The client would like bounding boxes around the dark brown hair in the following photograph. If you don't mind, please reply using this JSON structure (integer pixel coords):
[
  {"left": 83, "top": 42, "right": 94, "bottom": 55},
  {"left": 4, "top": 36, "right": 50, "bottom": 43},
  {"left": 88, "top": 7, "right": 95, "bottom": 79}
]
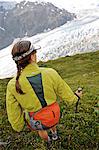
[{"left": 12, "top": 41, "right": 36, "bottom": 94}]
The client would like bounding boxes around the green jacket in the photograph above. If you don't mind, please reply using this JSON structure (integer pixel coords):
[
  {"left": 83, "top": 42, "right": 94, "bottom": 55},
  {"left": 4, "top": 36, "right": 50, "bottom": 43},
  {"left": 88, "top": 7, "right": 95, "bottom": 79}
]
[{"left": 6, "top": 63, "right": 78, "bottom": 132}]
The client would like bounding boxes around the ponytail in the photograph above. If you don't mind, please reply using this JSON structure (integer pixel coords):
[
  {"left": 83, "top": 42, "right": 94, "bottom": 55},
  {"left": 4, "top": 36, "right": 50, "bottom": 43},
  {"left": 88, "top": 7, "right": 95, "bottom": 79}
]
[
  {"left": 15, "top": 54, "right": 32, "bottom": 94},
  {"left": 15, "top": 63, "right": 24, "bottom": 94}
]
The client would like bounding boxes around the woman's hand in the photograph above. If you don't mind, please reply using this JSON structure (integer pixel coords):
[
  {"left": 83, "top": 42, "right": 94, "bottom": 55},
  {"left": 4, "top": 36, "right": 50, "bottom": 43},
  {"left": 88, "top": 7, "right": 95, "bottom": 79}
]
[
  {"left": 75, "top": 87, "right": 83, "bottom": 98},
  {"left": 75, "top": 87, "right": 83, "bottom": 113}
]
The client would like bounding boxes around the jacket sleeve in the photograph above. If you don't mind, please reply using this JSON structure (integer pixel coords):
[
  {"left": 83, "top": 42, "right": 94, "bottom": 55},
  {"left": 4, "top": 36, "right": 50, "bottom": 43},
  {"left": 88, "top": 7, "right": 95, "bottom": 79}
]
[
  {"left": 52, "top": 69, "right": 78, "bottom": 105},
  {"left": 6, "top": 83, "right": 25, "bottom": 132}
]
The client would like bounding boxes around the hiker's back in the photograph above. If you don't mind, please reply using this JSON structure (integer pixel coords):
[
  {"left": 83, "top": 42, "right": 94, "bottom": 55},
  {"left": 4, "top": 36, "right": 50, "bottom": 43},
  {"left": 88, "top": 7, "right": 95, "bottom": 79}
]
[{"left": 7, "top": 65, "right": 58, "bottom": 112}]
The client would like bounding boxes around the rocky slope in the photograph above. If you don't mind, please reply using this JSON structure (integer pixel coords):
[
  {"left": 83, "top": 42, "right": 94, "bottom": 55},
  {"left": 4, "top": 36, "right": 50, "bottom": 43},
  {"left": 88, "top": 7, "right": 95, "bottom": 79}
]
[{"left": 0, "top": 0, "right": 76, "bottom": 49}]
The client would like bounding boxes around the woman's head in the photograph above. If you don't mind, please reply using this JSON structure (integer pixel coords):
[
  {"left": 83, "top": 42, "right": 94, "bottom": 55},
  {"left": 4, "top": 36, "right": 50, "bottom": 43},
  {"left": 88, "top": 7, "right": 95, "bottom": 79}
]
[
  {"left": 12, "top": 40, "right": 31, "bottom": 58},
  {"left": 12, "top": 40, "right": 37, "bottom": 66},
  {"left": 12, "top": 40, "right": 40, "bottom": 94}
]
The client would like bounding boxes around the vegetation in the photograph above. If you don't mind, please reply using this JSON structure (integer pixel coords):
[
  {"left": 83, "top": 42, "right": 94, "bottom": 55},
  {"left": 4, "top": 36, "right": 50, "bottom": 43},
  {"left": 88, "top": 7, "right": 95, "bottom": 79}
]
[{"left": 0, "top": 51, "right": 99, "bottom": 150}]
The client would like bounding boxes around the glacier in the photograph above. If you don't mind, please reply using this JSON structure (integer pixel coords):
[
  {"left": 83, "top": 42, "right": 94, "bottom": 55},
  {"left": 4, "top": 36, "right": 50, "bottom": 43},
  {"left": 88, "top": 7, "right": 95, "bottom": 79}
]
[{"left": 0, "top": 7, "right": 99, "bottom": 79}]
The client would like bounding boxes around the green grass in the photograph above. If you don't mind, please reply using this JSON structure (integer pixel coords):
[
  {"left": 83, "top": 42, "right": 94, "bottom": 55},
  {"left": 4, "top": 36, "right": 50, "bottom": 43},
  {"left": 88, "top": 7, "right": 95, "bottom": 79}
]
[{"left": 0, "top": 51, "right": 99, "bottom": 150}]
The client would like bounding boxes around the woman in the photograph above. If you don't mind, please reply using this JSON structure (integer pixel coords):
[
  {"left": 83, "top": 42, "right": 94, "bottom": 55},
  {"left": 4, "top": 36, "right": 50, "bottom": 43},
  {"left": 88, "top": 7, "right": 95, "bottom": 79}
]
[{"left": 6, "top": 40, "right": 82, "bottom": 146}]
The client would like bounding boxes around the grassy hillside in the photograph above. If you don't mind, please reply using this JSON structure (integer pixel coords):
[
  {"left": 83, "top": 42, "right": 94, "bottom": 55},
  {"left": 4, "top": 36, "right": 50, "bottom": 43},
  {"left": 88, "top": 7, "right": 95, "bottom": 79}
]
[{"left": 0, "top": 51, "right": 99, "bottom": 150}]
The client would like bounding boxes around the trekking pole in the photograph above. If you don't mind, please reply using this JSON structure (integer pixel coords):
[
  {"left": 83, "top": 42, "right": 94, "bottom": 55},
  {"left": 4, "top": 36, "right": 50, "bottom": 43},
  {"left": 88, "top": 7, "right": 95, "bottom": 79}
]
[{"left": 75, "top": 87, "right": 83, "bottom": 113}]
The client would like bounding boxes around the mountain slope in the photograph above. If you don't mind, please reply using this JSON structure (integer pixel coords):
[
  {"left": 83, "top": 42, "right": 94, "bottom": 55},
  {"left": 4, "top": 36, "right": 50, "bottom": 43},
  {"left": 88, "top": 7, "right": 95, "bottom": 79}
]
[
  {"left": 0, "top": 51, "right": 99, "bottom": 150},
  {"left": 0, "top": 1, "right": 75, "bottom": 49},
  {"left": 30, "top": 8, "right": 99, "bottom": 61},
  {"left": 0, "top": 7, "right": 99, "bottom": 79}
]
